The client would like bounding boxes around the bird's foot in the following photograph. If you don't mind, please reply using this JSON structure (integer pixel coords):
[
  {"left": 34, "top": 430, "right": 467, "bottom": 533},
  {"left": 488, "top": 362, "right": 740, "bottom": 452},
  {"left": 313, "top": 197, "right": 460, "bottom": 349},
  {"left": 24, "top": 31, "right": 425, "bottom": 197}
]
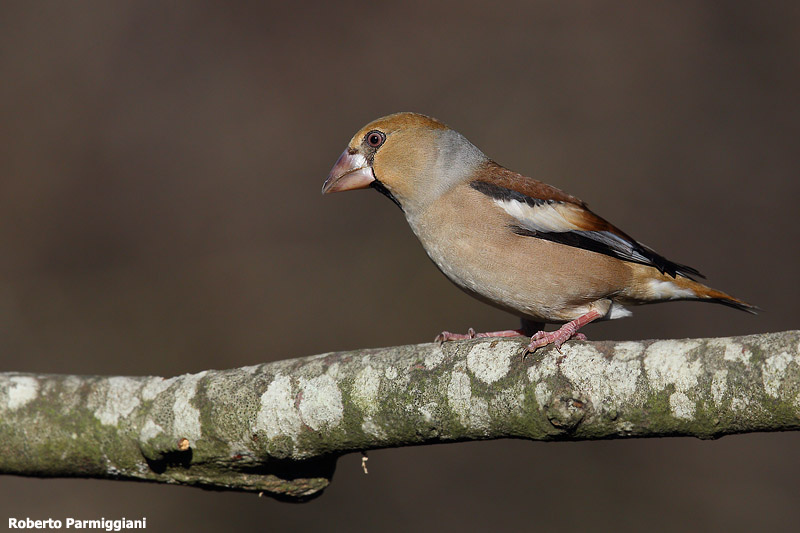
[
  {"left": 522, "top": 329, "right": 579, "bottom": 358},
  {"left": 436, "top": 328, "right": 477, "bottom": 343},
  {"left": 435, "top": 328, "right": 524, "bottom": 344},
  {"left": 521, "top": 310, "right": 602, "bottom": 358}
]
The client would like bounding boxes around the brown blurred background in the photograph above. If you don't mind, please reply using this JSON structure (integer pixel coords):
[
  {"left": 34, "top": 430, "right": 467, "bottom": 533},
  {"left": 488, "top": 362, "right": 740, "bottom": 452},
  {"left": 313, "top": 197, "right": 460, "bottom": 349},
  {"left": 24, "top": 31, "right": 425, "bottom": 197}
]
[{"left": 1, "top": 1, "right": 798, "bottom": 531}]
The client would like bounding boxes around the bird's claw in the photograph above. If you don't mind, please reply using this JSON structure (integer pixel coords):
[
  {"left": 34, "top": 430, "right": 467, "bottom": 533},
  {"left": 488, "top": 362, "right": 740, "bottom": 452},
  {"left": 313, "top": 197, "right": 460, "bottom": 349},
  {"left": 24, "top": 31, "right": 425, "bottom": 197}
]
[
  {"left": 522, "top": 330, "right": 588, "bottom": 358},
  {"left": 435, "top": 328, "right": 476, "bottom": 344}
]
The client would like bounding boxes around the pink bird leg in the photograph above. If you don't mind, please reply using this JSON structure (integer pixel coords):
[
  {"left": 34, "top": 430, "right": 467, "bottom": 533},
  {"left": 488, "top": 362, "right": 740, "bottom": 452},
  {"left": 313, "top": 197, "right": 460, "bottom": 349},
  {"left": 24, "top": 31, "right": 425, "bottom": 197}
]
[
  {"left": 435, "top": 328, "right": 524, "bottom": 342},
  {"left": 522, "top": 309, "right": 602, "bottom": 357},
  {"left": 436, "top": 310, "right": 601, "bottom": 358}
]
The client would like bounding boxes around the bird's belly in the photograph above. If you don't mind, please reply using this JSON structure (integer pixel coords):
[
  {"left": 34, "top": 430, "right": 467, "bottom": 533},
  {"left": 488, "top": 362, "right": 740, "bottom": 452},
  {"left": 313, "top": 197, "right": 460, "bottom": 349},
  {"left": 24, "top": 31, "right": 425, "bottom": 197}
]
[{"left": 409, "top": 210, "right": 630, "bottom": 322}]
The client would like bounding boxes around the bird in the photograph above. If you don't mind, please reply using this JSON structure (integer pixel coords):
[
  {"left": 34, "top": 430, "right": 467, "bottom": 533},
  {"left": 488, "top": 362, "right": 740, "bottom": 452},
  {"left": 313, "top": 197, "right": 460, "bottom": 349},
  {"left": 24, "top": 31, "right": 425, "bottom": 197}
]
[{"left": 322, "top": 112, "right": 756, "bottom": 355}]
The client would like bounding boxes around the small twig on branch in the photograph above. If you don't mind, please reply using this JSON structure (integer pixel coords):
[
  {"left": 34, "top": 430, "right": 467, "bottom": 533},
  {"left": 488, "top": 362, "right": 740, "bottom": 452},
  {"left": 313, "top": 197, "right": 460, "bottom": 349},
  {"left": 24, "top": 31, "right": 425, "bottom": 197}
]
[{"left": 1, "top": 330, "right": 798, "bottom": 501}]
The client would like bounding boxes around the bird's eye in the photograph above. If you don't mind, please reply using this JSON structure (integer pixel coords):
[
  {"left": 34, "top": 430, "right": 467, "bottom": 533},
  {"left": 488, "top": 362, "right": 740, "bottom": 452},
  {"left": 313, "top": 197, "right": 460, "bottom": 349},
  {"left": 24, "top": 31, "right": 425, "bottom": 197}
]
[{"left": 366, "top": 130, "right": 386, "bottom": 148}]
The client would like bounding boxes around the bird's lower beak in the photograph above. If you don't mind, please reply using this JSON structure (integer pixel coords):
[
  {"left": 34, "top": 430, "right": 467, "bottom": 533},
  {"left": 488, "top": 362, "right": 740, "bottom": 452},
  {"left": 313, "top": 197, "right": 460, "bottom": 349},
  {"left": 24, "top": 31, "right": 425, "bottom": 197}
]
[{"left": 321, "top": 150, "right": 375, "bottom": 194}]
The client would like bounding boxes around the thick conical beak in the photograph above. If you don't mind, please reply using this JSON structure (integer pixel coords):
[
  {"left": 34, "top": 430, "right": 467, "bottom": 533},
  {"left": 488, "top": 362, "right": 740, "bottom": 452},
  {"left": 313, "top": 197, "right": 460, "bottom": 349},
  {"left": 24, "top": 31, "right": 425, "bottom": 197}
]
[{"left": 321, "top": 150, "right": 375, "bottom": 194}]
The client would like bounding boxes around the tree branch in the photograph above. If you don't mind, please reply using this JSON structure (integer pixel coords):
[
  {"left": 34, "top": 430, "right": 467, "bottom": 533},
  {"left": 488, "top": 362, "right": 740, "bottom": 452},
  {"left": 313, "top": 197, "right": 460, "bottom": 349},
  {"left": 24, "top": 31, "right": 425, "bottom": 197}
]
[{"left": 1, "top": 331, "right": 798, "bottom": 501}]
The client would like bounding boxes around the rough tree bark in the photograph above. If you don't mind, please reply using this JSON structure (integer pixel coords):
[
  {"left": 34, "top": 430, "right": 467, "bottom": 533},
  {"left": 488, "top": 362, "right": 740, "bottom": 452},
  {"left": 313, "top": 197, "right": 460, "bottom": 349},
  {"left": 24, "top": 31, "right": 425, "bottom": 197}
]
[{"left": 1, "top": 331, "right": 798, "bottom": 501}]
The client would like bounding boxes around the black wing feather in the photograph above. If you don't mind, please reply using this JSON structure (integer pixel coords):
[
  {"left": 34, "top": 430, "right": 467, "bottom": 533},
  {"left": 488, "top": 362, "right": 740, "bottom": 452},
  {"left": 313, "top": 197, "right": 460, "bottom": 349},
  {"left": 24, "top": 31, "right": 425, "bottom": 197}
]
[{"left": 470, "top": 179, "right": 703, "bottom": 280}]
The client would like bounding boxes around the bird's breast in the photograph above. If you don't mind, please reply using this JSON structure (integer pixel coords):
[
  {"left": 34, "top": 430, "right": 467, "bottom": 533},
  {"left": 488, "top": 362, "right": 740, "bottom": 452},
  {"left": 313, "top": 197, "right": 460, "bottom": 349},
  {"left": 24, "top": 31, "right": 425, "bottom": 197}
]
[{"left": 405, "top": 187, "right": 633, "bottom": 322}]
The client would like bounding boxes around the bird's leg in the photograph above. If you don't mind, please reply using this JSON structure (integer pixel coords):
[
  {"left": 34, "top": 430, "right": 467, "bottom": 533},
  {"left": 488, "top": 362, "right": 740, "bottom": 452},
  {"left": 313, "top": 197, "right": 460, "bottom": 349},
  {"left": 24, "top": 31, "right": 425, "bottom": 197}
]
[
  {"left": 522, "top": 309, "right": 602, "bottom": 357},
  {"left": 436, "top": 318, "right": 545, "bottom": 344},
  {"left": 435, "top": 328, "right": 525, "bottom": 343}
]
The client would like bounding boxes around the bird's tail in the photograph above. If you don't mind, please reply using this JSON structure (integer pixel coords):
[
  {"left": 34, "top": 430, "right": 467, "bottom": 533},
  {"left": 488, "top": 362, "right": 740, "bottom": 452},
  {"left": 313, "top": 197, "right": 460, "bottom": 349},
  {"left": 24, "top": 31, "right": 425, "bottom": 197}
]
[
  {"left": 628, "top": 265, "right": 759, "bottom": 314},
  {"left": 674, "top": 276, "right": 759, "bottom": 313}
]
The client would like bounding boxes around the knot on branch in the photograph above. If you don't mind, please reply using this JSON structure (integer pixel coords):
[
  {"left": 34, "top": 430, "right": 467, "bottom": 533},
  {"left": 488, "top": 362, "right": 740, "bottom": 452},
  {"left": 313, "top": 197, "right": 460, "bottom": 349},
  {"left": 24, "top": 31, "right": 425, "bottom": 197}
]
[{"left": 544, "top": 390, "right": 589, "bottom": 432}]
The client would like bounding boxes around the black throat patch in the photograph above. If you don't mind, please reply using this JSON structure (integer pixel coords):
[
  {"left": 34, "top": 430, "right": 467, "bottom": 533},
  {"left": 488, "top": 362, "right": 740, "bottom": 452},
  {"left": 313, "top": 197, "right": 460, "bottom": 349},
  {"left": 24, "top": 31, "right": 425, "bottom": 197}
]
[{"left": 370, "top": 179, "right": 402, "bottom": 211}]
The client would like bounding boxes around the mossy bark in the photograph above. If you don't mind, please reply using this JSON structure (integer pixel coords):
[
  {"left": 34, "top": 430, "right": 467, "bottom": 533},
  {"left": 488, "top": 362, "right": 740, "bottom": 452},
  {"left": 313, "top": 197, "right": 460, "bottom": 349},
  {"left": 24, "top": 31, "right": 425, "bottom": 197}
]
[{"left": 1, "top": 331, "right": 798, "bottom": 501}]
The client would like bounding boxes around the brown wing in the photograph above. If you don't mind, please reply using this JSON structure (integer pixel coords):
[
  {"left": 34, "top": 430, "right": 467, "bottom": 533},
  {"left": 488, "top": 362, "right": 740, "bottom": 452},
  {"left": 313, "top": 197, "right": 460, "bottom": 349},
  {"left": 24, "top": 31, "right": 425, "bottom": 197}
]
[{"left": 470, "top": 163, "right": 703, "bottom": 279}]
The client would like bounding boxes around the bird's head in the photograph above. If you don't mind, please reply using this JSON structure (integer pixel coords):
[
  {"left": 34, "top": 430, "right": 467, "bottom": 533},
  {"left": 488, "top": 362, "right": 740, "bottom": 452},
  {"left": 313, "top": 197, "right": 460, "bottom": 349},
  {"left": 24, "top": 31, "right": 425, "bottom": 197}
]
[{"left": 322, "top": 112, "right": 486, "bottom": 212}]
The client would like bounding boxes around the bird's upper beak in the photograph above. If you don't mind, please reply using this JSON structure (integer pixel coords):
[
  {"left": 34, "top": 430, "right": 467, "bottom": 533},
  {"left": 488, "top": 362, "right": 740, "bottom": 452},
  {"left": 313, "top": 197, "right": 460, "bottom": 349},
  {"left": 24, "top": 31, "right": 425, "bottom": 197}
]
[{"left": 321, "top": 150, "right": 375, "bottom": 194}]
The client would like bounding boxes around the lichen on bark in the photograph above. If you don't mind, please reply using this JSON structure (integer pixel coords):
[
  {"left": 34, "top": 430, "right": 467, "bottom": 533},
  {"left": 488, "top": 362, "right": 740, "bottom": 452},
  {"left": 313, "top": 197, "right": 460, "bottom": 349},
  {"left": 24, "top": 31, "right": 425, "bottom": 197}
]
[{"left": 1, "top": 330, "right": 798, "bottom": 501}]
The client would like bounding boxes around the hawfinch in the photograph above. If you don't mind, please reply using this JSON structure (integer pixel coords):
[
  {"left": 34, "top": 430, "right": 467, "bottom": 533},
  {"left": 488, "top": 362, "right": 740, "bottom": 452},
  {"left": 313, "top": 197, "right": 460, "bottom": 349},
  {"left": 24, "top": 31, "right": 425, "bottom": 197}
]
[{"left": 322, "top": 112, "right": 756, "bottom": 354}]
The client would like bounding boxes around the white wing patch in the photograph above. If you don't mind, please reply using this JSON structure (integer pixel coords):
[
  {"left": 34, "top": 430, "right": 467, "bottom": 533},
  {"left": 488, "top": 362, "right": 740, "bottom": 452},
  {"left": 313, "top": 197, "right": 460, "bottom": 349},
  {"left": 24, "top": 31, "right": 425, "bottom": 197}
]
[
  {"left": 493, "top": 198, "right": 577, "bottom": 233},
  {"left": 494, "top": 198, "right": 652, "bottom": 264}
]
